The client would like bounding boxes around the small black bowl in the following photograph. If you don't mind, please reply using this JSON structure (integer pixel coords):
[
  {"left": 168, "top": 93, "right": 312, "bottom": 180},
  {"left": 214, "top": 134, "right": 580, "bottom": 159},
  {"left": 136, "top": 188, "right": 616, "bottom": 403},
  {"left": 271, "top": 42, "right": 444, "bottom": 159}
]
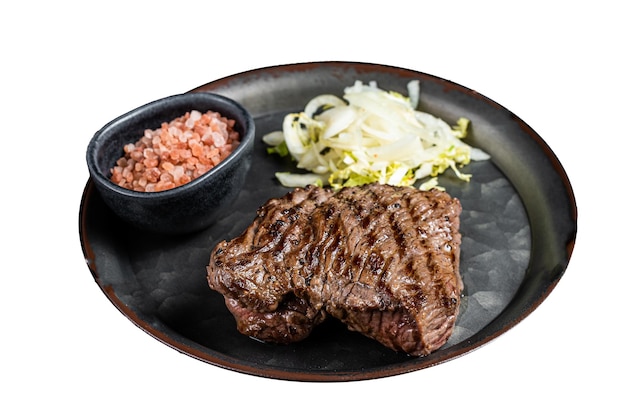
[{"left": 86, "top": 92, "right": 255, "bottom": 235}]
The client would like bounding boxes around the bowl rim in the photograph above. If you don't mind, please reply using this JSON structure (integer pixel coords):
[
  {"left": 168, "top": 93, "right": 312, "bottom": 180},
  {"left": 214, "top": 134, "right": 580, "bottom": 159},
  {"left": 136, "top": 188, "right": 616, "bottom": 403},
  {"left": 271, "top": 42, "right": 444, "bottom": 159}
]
[{"left": 86, "top": 91, "right": 255, "bottom": 199}]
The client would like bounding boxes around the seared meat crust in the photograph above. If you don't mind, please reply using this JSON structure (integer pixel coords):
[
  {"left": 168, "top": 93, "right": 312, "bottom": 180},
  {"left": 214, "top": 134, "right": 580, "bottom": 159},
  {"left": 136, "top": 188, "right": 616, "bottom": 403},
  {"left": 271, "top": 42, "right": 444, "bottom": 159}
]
[{"left": 207, "top": 183, "right": 462, "bottom": 356}]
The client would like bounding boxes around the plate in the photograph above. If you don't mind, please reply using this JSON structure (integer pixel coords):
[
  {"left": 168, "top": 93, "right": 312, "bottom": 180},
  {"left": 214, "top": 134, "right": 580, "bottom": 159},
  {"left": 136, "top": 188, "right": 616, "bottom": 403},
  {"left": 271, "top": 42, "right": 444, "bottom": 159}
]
[{"left": 79, "top": 61, "right": 577, "bottom": 381}]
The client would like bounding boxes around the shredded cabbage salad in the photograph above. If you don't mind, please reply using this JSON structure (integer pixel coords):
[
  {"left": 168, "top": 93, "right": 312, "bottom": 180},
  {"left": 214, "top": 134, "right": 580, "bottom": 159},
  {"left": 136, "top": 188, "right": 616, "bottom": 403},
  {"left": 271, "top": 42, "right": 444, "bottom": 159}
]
[{"left": 263, "top": 80, "right": 490, "bottom": 190}]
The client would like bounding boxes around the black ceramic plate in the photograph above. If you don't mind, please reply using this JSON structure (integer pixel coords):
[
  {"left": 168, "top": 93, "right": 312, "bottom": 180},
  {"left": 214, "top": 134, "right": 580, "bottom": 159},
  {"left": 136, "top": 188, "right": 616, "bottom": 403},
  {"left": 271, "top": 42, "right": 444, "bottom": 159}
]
[{"left": 80, "top": 62, "right": 577, "bottom": 382}]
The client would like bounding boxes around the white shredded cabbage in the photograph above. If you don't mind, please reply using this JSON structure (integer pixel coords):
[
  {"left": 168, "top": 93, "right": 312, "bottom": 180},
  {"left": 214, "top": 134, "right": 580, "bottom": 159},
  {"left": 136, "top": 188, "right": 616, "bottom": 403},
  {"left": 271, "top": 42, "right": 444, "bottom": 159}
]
[{"left": 263, "top": 80, "right": 490, "bottom": 190}]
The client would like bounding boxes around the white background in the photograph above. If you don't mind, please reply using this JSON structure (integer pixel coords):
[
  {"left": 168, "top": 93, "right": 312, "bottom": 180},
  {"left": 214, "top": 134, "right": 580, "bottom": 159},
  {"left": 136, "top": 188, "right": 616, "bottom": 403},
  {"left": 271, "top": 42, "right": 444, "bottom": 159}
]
[{"left": 2, "top": 1, "right": 622, "bottom": 415}]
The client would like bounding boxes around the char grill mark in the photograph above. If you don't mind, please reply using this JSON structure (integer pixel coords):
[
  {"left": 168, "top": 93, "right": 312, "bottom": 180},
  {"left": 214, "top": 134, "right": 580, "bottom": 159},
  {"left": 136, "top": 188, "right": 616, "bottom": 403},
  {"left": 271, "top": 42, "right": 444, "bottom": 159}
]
[{"left": 207, "top": 183, "right": 463, "bottom": 356}]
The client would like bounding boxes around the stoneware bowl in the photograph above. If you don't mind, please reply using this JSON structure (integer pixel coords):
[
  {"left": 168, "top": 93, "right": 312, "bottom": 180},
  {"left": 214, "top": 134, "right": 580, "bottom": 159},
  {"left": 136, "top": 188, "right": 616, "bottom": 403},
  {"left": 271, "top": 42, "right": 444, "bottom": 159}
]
[{"left": 86, "top": 92, "right": 255, "bottom": 235}]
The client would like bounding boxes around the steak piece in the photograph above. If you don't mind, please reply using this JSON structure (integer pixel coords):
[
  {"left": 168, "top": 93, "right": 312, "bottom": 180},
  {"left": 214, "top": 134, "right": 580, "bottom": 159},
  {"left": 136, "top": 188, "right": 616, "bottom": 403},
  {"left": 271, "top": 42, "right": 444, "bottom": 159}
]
[{"left": 207, "top": 183, "right": 463, "bottom": 356}]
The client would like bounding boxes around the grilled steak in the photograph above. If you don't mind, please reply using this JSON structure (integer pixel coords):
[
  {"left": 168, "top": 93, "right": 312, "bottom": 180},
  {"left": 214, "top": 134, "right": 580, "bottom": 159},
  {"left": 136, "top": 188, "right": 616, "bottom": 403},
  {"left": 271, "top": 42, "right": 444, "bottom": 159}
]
[{"left": 207, "top": 183, "right": 463, "bottom": 356}]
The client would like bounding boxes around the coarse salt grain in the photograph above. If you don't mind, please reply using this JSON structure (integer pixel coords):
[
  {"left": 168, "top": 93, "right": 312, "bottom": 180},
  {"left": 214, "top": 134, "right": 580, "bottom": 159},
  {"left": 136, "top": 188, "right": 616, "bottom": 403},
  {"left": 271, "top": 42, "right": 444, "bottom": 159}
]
[{"left": 110, "top": 110, "right": 240, "bottom": 192}]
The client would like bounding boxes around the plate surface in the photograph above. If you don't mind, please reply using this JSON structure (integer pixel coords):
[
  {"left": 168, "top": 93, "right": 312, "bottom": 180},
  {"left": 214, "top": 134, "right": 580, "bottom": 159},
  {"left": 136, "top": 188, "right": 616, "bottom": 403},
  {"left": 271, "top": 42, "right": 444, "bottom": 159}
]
[{"left": 80, "top": 61, "right": 577, "bottom": 381}]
